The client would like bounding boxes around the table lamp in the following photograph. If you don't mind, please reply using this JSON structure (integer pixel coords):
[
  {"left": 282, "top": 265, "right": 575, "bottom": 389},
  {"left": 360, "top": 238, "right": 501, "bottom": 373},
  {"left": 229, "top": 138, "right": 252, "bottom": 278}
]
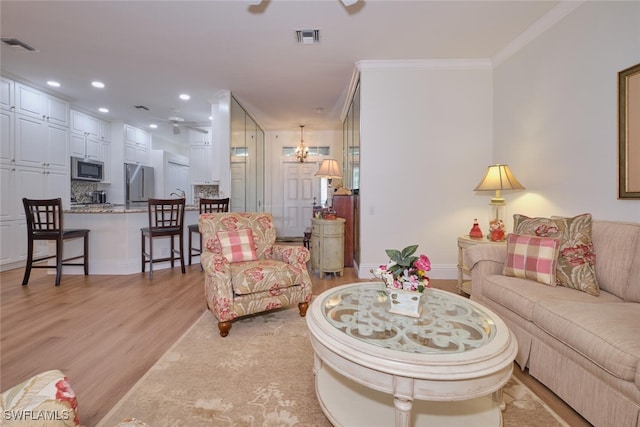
[
  {"left": 474, "top": 164, "right": 525, "bottom": 239},
  {"left": 315, "top": 159, "right": 342, "bottom": 208}
]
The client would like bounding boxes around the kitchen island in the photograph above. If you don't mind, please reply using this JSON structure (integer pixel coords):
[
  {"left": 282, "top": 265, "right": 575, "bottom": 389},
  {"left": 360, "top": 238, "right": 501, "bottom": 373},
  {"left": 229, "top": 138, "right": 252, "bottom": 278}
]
[{"left": 63, "top": 204, "right": 200, "bottom": 275}]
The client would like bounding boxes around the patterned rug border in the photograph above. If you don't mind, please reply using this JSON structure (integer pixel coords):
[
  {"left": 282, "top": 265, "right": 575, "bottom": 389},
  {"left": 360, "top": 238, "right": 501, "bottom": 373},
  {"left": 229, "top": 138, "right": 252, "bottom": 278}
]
[{"left": 98, "top": 308, "right": 569, "bottom": 427}]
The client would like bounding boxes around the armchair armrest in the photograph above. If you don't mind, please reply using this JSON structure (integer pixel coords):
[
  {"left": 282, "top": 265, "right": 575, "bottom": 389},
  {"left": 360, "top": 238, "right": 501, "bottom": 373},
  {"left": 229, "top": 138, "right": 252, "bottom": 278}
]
[
  {"left": 464, "top": 244, "right": 507, "bottom": 302},
  {"left": 270, "top": 244, "right": 310, "bottom": 266},
  {"left": 201, "top": 251, "right": 236, "bottom": 321}
]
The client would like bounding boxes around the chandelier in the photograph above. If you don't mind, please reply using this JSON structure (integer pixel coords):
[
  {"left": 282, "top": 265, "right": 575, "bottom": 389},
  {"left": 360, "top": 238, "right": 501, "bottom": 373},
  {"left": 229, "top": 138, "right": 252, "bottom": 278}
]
[{"left": 295, "top": 125, "right": 309, "bottom": 163}]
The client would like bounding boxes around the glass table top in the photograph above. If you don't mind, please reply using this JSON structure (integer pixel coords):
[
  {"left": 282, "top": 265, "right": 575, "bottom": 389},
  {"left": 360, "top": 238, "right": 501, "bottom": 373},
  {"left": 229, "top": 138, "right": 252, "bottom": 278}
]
[{"left": 321, "top": 283, "right": 497, "bottom": 355}]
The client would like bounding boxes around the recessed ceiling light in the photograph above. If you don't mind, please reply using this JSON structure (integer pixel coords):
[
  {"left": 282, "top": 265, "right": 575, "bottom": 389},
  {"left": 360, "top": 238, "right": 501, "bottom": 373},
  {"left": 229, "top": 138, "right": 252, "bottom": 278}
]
[
  {"left": 92, "top": 81, "right": 105, "bottom": 89},
  {"left": 46, "top": 81, "right": 61, "bottom": 88},
  {"left": 98, "top": 107, "right": 109, "bottom": 113},
  {"left": 149, "top": 124, "right": 158, "bottom": 129},
  {"left": 208, "top": 116, "right": 212, "bottom": 120},
  {"left": 179, "top": 94, "right": 191, "bottom": 101}
]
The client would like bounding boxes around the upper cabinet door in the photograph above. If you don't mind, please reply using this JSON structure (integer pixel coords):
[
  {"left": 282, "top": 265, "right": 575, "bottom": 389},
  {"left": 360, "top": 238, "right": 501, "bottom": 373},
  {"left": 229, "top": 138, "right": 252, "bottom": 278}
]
[
  {"left": 15, "top": 83, "right": 69, "bottom": 127},
  {"left": 15, "top": 83, "right": 44, "bottom": 119},
  {"left": 1, "top": 77, "right": 14, "bottom": 111},
  {"left": 46, "top": 96, "right": 69, "bottom": 127}
]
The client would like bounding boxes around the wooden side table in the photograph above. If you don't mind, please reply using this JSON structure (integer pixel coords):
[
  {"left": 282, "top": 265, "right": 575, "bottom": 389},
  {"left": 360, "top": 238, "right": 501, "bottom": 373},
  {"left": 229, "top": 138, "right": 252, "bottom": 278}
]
[
  {"left": 311, "top": 218, "right": 345, "bottom": 278},
  {"left": 457, "top": 235, "right": 506, "bottom": 296}
]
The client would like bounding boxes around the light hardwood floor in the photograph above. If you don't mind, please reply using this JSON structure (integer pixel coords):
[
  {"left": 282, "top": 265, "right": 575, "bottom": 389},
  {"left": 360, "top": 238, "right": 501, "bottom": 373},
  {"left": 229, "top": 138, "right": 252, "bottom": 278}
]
[{"left": 1, "top": 264, "right": 591, "bottom": 426}]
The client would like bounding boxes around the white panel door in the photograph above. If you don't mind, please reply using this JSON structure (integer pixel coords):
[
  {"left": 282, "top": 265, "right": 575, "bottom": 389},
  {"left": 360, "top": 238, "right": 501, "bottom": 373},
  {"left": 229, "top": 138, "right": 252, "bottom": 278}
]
[{"left": 282, "top": 162, "right": 318, "bottom": 238}]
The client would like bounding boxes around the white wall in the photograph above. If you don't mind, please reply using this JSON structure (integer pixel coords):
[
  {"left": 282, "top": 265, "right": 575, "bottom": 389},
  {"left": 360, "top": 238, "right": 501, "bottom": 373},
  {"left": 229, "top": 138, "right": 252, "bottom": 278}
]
[
  {"left": 494, "top": 1, "right": 640, "bottom": 221},
  {"left": 358, "top": 61, "right": 494, "bottom": 279}
]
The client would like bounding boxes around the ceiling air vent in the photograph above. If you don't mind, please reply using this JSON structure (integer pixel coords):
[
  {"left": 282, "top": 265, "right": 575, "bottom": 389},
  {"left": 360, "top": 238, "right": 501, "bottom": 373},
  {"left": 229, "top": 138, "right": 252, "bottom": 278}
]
[
  {"left": 295, "top": 29, "right": 320, "bottom": 45},
  {"left": 1, "top": 37, "right": 37, "bottom": 51}
]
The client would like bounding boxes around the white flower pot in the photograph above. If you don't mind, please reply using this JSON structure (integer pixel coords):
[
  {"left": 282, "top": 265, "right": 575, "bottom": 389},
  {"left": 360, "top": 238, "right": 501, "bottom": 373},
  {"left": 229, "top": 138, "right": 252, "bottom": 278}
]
[{"left": 386, "top": 288, "right": 423, "bottom": 317}]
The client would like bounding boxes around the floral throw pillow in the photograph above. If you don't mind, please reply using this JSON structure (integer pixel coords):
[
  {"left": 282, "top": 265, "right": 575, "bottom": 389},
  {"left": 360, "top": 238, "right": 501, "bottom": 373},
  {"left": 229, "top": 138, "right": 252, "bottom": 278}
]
[
  {"left": 503, "top": 233, "right": 561, "bottom": 286},
  {"left": 216, "top": 229, "right": 258, "bottom": 263},
  {"left": 513, "top": 213, "right": 599, "bottom": 296}
]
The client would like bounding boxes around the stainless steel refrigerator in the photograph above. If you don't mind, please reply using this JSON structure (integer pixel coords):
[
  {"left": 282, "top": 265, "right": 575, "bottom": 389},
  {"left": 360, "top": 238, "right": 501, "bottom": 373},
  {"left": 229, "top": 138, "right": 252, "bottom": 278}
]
[{"left": 125, "top": 163, "right": 155, "bottom": 207}]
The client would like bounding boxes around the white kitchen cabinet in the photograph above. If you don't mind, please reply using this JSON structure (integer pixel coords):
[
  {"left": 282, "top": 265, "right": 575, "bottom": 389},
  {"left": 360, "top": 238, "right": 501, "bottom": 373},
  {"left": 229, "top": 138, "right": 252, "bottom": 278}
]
[
  {"left": 1, "top": 108, "right": 14, "bottom": 164},
  {"left": 71, "top": 109, "right": 99, "bottom": 138},
  {"left": 70, "top": 110, "right": 111, "bottom": 162},
  {"left": 14, "top": 115, "right": 68, "bottom": 170},
  {"left": 124, "top": 124, "right": 151, "bottom": 165},
  {"left": 1, "top": 77, "right": 14, "bottom": 111},
  {"left": 311, "top": 218, "right": 345, "bottom": 278},
  {"left": 14, "top": 166, "right": 69, "bottom": 213},
  {"left": 189, "top": 127, "right": 218, "bottom": 184},
  {"left": 0, "top": 163, "right": 18, "bottom": 220},
  {"left": 0, "top": 219, "right": 32, "bottom": 268},
  {"left": 101, "top": 140, "right": 111, "bottom": 182},
  {"left": 14, "top": 82, "right": 69, "bottom": 127},
  {"left": 0, "top": 164, "right": 59, "bottom": 269},
  {"left": 190, "top": 144, "right": 218, "bottom": 184},
  {"left": 189, "top": 128, "right": 211, "bottom": 145}
]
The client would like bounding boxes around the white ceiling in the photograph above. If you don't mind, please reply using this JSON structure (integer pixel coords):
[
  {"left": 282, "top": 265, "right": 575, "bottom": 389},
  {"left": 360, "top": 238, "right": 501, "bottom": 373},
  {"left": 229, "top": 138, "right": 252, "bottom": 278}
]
[{"left": 1, "top": 0, "right": 559, "bottom": 135}]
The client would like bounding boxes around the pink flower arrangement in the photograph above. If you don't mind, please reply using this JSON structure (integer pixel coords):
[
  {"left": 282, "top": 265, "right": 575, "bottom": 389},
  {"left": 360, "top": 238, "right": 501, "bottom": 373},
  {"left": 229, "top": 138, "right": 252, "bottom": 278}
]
[{"left": 372, "top": 244, "right": 431, "bottom": 293}]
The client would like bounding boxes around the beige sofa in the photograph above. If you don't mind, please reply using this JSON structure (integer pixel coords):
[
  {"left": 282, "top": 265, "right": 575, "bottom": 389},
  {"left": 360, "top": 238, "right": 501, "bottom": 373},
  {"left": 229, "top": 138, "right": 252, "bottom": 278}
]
[{"left": 464, "top": 220, "right": 640, "bottom": 427}]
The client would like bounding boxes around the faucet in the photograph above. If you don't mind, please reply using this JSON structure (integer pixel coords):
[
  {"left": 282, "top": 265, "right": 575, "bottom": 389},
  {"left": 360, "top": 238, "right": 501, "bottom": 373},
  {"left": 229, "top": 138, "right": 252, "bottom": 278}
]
[{"left": 170, "top": 188, "right": 185, "bottom": 198}]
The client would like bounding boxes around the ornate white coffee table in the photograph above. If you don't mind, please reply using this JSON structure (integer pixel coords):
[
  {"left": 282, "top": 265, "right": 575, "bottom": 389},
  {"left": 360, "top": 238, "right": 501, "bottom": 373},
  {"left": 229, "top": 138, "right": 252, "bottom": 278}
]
[{"left": 306, "top": 282, "right": 518, "bottom": 427}]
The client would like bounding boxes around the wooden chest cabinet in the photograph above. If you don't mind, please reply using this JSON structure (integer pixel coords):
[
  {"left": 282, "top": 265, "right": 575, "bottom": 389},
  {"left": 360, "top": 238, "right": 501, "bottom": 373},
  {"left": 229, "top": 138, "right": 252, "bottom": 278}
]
[
  {"left": 311, "top": 218, "right": 345, "bottom": 277},
  {"left": 332, "top": 195, "right": 355, "bottom": 267}
]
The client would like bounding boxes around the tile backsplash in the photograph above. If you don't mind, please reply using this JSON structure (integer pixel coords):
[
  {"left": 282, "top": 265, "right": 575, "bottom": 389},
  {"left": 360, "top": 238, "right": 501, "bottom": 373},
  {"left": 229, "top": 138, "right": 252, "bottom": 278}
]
[
  {"left": 193, "top": 184, "right": 220, "bottom": 206},
  {"left": 71, "top": 180, "right": 99, "bottom": 203}
]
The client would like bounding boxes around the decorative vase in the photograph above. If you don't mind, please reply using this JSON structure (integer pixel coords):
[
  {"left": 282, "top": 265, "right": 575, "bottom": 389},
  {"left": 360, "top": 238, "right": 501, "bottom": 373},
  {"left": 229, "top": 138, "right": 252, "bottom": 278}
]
[{"left": 386, "top": 288, "right": 423, "bottom": 318}]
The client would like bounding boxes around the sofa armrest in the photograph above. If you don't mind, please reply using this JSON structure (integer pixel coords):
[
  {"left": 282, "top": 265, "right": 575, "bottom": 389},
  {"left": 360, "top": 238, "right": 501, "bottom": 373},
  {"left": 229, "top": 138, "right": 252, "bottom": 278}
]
[
  {"left": 270, "top": 244, "right": 310, "bottom": 266},
  {"left": 464, "top": 244, "right": 507, "bottom": 302}
]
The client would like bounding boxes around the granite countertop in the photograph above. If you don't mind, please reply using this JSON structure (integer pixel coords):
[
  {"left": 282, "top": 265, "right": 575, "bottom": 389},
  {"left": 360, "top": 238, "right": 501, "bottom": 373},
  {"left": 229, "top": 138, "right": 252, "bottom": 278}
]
[{"left": 65, "top": 204, "right": 199, "bottom": 214}]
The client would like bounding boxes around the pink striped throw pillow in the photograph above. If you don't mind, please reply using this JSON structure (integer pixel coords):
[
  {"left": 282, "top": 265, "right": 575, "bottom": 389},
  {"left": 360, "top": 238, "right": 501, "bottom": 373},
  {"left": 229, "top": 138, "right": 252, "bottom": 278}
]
[
  {"left": 217, "top": 229, "right": 257, "bottom": 263},
  {"left": 503, "top": 233, "right": 561, "bottom": 286}
]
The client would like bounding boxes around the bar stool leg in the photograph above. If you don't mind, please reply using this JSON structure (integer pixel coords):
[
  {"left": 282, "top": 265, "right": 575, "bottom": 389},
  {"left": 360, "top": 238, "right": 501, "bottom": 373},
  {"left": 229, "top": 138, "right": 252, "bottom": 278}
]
[
  {"left": 141, "top": 231, "right": 146, "bottom": 273},
  {"left": 179, "top": 232, "right": 185, "bottom": 274},
  {"left": 22, "top": 237, "right": 34, "bottom": 286},
  {"left": 83, "top": 233, "right": 89, "bottom": 275},
  {"left": 55, "top": 237, "right": 63, "bottom": 286}
]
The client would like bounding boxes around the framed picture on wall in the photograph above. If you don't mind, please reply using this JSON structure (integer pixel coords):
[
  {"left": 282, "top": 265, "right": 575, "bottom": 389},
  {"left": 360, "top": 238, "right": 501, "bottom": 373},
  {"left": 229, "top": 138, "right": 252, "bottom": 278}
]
[{"left": 619, "top": 62, "right": 640, "bottom": 199}]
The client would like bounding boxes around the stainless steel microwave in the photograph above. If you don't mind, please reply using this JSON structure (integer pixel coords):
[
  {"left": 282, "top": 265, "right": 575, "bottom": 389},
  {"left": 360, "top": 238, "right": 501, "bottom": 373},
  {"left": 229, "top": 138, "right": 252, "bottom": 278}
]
[{"left": 71, "top": 157, "right": 104, "bottom": 181}]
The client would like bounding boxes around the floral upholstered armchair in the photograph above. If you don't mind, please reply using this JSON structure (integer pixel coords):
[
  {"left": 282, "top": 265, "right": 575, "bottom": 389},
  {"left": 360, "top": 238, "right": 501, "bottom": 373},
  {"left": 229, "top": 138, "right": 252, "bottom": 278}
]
[{"left": 199, "top": 212, "right": 312, "bottom": 337}]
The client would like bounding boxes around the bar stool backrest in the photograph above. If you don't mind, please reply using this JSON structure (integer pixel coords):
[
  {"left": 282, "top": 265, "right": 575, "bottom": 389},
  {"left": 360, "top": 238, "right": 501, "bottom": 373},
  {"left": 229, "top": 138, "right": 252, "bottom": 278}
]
[
  {"left": 147, "top": 198, "right": 186, "bottom": 231},
  {"left": 200, "top": 197, "right": 230, "bottom": 214},
  {"left": 23, "top": 198, "right": 63, "bottom": 236}
]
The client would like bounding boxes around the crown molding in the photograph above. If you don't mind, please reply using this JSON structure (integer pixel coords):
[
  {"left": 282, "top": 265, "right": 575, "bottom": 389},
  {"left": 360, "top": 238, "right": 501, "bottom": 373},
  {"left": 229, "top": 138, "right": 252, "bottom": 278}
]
[
  {"left": 492, "top": 1, "right": 585, "bottom": 67},
  {"left": 356, "top": 59, "right": 492, "bottom": 71}
]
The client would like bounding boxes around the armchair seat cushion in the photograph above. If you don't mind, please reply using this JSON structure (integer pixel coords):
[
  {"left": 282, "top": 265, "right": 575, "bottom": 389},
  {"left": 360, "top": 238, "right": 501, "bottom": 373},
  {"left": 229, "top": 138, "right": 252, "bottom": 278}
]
[{"left": 230, "top": 259, "right": 299, "bottom": 295}]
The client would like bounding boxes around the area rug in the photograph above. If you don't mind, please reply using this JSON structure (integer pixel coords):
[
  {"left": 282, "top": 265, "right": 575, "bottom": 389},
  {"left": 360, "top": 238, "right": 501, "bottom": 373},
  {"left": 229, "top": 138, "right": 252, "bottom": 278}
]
[{"left": 97, "top": 307, "right": 569, "bottom": 427}]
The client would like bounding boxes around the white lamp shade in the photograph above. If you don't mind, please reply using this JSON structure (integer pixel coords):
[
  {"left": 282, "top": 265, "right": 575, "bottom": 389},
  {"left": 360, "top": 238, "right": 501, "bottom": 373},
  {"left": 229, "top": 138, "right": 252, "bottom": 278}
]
[
  {"left": 315, "top": 159, "right": 342, "bottom": 179},
  {"left": 474, "top": 164, "right": 524, "bottom": 191}
]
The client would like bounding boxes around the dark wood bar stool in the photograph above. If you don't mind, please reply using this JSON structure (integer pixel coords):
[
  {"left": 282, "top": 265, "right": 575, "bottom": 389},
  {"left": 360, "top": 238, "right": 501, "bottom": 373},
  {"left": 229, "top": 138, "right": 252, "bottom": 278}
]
[
  {"left": 22, "top": 198, "right": 90, "bottom": 286},
  {"left": 188, "top": 198, "right": 230, "bottom": 265},
  {"left": 141, "top": 198, "right": 186, "bottom": 279}
]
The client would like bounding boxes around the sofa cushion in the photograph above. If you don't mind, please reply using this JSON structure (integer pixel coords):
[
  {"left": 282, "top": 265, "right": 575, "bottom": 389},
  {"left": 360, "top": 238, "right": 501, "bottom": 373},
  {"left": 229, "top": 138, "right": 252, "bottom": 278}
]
[
  {"left": 503, "top": 233, "right": 561, "bottom": 286},
  {"left": 482, "top": 274, "right": 622, "bottom": 322},
  {"left": 513, "top": 213, "right": 599, "bottom": 296},
  {"left": 230, "top": 259, "right": 298, "bottom": 295},
  {"left": 217, "top": 229, "right": 257, "bottom": 263},
  {"left": 532, "top": 300, "right": 640, "bottom": 382}
]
